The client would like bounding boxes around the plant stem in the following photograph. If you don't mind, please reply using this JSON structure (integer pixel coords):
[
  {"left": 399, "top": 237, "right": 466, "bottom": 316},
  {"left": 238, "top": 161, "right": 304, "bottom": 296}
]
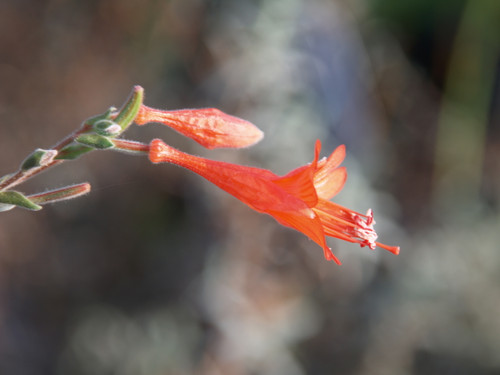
[
  {"left": 112, "top": 139, "right": 150, "bottom": 154},
  {"left": 0, "top": 123, "right": 92, "bottom": 192}
]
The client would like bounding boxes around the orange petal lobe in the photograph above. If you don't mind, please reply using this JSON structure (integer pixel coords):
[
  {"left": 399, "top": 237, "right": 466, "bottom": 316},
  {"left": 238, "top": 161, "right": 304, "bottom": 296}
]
[
  {"left": 314, "top": 167, "right": 347, "bottom": 200},
  {"left": 314, "top": 144, "right": 347, "bottom": 200},
  {"left": 273, "top": 167, "right": 318, "bottom": 208},
  {"left": 267, "top": 208, "right": 340, "bottom": 263},
  {"left": 272, "top": 140, "right": 322, "bottom": 207}
]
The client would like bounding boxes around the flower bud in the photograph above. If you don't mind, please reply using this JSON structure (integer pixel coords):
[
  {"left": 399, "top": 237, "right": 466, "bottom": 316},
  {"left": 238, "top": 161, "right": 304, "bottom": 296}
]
[{"left": 135, "top": 105, "right": 264, "bottom": 149}]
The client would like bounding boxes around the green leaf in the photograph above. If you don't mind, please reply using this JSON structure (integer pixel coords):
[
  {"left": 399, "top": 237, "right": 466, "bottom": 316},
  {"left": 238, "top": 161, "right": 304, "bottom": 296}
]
[
  {"left": 55, "top": 144, "right": 94, "bottom": 160},
  {"left": 76, "top": 134, "right": 115, "bottom": 149},
  {"left": 0, "top": 191, "right": 42, "bottom": 211},
  {"left": 0, "top": 203, "right": 15, "bottom": 212},
  {"left": 21, "top": 148, "right": 58, "bottom": 170},
  {"left": 84, "top": 106, "right": 118, "bottom": 127},
  {"left": 113, "top": 85, "right": 144, "bottom": 132},
  {"left": 93, "top": 120, "right": 121, "bottom": 136},
  {"left": 29, "top": 183, "right": 91, "bottom": 205}
]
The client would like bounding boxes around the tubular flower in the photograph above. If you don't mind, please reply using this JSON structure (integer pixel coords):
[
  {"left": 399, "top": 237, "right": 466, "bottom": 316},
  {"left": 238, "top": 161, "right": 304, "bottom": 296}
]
[
  {"left": 135, "top": 105, "right": 264, "bottom": 149},
  {"left": 149, "top": 139, "right": 400, "bottom": 265}
]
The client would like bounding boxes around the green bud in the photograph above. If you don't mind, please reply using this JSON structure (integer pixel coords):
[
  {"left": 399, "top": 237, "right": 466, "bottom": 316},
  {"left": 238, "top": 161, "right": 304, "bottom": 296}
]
[
  {"left": 21, "top": 148, "right": 58, "bottom": 170},
  {"left": 0, "top": 191, "right": 42, "bottom": 211},
  {"left": 76, "top": 134, "right": 115, "bottom": 149}
]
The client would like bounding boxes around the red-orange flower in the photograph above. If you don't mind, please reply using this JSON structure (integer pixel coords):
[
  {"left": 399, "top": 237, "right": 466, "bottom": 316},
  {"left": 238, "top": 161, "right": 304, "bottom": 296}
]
[
  {"left": 135, "top": 105, "right": 264, "bottom": 149},
  {"left": 149, "top": 139, "right": 400, "bottom": 264}
]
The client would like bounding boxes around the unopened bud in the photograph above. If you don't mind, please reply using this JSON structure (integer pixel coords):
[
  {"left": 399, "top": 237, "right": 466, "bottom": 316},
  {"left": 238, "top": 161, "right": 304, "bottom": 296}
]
[{"left": 135, "top": 106, "right": 264, "bottom": 149}]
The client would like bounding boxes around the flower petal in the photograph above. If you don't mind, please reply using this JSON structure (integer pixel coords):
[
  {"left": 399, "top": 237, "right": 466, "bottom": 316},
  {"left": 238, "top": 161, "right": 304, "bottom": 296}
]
[
  {"left": 313, "top": 144, "right": 347, "bottom": 200},
  {"left": 267, "top": 208, "right": 341, "bottom": 264},
  {"left": 314, "top": 167, "right": 347, "bottom": 200},
  {"left": 272, "top": 140, "right": 322, "bottom": 207},
  {"left": 273, "top": 167, "right": 317, "bottom": 208}
]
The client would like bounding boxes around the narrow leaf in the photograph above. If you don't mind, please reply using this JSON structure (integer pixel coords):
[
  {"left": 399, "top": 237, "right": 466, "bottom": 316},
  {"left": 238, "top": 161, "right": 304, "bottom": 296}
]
[
  {"left": 113, "top": 85, "right": 144, "bottom": 132},
  {"left": 76, "top": 134, "right": 115, "bottom": 149},
  {"left": 55, "top": 144, "right": 94, "bottom": 160},
  {"left": 29, "top": 183, "right": 91, "bottom": 205},
  {"left": 93, "top": 120, "right": 121, "bottom": 136},
  {"left": 0, "top": 191, "right": 42, "bottom": 211},
  {"left": 21, "top": 149, "right": 58, "bottom": 170},
  {"left": 84, "top": 106, "right": 118, "bottom": 127}
]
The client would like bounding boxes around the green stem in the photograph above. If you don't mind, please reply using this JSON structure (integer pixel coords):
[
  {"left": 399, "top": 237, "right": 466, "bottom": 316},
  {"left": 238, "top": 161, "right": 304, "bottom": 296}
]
[
  {"left": 112, "top": 139, "right": 150, "bottom": 154},
  {"left": 0, "top": 85, "right": 145, "bottom": 193},
  {"left": 0, "top": 123, "right": 92, "bottom": 192}
]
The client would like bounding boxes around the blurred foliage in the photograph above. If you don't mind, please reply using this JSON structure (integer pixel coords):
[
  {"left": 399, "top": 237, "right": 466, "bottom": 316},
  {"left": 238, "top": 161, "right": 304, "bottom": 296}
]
[{"left": 1, "top": 0, "right": 500, "bottom": 374}]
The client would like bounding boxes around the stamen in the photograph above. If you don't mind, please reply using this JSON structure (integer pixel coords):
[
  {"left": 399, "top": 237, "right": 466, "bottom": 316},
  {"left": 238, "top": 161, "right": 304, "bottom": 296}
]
[
  {"left": 365, "top": 209, "right": 375, "bottom": 225},
  {"left": 375, "top": 242, "right": 400, "bottom": 255}
]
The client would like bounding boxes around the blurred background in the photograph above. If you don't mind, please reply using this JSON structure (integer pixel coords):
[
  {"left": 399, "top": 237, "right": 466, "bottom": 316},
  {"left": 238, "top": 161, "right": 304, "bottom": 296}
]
[{"left": 0, "top": 0, "right": 499, "bottom": 374}]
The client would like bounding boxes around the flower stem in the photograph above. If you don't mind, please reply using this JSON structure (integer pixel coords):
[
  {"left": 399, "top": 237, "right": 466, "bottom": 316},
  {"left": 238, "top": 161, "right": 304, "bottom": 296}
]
[
  {"left": 0, "top": 86, "right": 145, "bottom": 194},
  {"left": 112, "top": 139, "right": 150, "bottom": 154}
]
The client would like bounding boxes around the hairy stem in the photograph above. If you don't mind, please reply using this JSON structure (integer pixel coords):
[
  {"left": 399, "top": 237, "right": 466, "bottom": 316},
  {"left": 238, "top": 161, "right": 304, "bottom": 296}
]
[{"left": 0, "top": 123, "right": 92, "bottom": 192}]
